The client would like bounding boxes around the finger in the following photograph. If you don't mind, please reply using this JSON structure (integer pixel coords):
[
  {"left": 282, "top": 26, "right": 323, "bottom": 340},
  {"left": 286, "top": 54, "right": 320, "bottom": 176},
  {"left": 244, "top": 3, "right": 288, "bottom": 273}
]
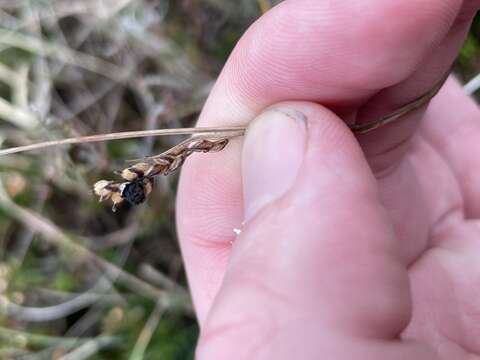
[
  {"left": 200, "top": 0, "right": 465, "bottom": 123},
  {"left": 176, "top": 0, "right": 473, "bottom": 322},
  {"left": 197, "top": 103, "right": 435, "bottom": 359},
  {"left": 420, "top": 76, "right": 480, "bottom": 218},
  {"left": 355, "top": 13, "right": 473, "bottom": 171}
]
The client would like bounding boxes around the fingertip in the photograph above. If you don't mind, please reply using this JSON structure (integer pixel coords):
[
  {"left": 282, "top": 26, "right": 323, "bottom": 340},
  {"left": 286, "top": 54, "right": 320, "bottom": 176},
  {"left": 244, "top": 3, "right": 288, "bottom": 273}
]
[
  {"left": 176, "top": 141, "right": 244, "bottom": 323},
  {"left": 177, "top": 146, "right": 243, "bottom": 246}
]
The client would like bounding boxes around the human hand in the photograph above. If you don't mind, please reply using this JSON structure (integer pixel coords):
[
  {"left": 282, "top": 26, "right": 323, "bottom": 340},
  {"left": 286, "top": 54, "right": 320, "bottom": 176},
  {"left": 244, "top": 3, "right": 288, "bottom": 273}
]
[{"left": 177, "top": 1, "right": 480, "bottom": 358}]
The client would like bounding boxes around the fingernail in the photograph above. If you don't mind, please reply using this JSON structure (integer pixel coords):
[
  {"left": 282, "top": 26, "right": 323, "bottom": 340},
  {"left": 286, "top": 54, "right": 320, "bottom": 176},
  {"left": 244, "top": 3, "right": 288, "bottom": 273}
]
[{"left": 242, "top": 108, "right": 307, "bottom": 222}]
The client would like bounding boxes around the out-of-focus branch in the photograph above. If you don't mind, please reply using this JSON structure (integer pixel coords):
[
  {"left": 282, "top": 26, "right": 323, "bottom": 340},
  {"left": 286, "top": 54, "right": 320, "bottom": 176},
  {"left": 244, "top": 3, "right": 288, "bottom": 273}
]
[
  {"left": 0, "top": 28, "right": 130, "bottom": 81},
  {"left": 0, "top": 97, "right": 37, "bottom": 129},
  {"left": 59, "top": 336, "right": 121, "bottom": 360},
  {"left": 0, "top": 287, "right": 124, "bottom": 322},
  {"left": 0, "top": 325, "right": 120, "bottom": 348},
  {"left": 139, "top": 263, "right": 181, "bottom": 291},
  {"left": 34, "top": 287, "right": 126, "bottom": 305},
  {"left": 12, "top": 63, "right": 29, "bottom": 109},
  {"left": 82, "top": 223, "right": 140, "bottom": 250},
  {"left": 129, "top": 300, "right": 166, "bottom": 360},
  {"left": 0, "top": 62, "right": 19, "bottom": 86}
]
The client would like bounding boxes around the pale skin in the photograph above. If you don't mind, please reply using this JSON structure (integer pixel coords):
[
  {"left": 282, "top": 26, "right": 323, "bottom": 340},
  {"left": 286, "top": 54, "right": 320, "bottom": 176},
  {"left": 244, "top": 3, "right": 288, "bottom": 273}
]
[{"left": 176, "top": 0, "right": 480, "bottom": 358}]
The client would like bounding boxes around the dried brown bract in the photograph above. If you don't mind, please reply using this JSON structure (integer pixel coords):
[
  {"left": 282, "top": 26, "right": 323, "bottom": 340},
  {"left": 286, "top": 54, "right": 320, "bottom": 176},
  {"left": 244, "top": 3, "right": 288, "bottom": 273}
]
[
  {"left": 93, "top": 180, "right": 125, "bottom": 211},
  {"left": 94, "top": 136, "right": 229, "bottom": 211}
]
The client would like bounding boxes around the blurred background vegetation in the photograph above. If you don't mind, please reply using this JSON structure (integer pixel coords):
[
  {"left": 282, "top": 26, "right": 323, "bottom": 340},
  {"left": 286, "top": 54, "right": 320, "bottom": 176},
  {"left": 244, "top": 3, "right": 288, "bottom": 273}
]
[{"left": 0, "top": 1, "right": 477, "bottom": 359}]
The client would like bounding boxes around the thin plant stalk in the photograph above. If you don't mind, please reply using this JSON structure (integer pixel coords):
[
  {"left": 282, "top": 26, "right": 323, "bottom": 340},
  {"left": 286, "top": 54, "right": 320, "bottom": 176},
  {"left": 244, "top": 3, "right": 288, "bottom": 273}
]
[
  {"left": 0, "top": 127, "right": 246, "bottom": 156},
  {"left": 0, "top": 73, "right": 448, "bottom": 157}
]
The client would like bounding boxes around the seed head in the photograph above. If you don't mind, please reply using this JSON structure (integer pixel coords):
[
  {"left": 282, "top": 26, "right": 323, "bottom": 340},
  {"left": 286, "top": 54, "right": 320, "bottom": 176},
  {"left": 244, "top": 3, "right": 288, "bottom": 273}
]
[{"left": 93, "top": 136, "right": 231, "bottom": 212}]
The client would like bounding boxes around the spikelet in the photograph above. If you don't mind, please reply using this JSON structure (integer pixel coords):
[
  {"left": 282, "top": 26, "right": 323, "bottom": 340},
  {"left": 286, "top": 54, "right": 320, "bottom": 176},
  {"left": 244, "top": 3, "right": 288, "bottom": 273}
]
[{"left": 94, "top": 136, "right": 229, "bottom": 211}]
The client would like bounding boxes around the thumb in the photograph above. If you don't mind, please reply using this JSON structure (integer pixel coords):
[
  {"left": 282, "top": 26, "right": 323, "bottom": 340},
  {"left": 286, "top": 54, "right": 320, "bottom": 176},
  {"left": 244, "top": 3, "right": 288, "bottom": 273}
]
[{"left": 197, "top": 103, "right": 434, "bottom": 359}]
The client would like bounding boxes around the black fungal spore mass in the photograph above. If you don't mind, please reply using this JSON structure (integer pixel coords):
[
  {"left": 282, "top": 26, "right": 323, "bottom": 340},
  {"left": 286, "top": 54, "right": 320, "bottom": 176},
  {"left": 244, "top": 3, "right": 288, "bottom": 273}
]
[{"left": 121, "top": 180, "right": 146, "bottom": 205}]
